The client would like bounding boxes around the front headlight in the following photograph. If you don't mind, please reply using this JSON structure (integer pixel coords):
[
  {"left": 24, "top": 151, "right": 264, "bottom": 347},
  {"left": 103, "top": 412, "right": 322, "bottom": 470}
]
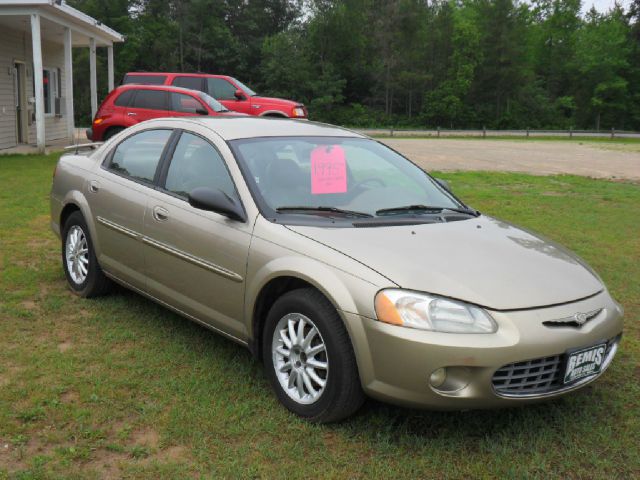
[
  {"left": 292, "top": 107, "right": 306, "bottom": 117},
  {"left": 374, "top": 289, "right": 497, "bottom": 333}
]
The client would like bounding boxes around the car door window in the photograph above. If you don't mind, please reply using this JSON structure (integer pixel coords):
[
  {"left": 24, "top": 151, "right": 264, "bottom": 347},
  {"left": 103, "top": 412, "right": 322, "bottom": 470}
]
[
  {"left": 172, "top": 76, "right": 203, "bottom": 91},
  {"left": 206, "top": 78, "right": 237, "bottom": 100},
  {"left": 130, "top": 89, "right": 168, "bottom": 110},
  {"left": 170, "top": 92, "right": 204, "bottom": 113},
  {"left": 164, "top": 132, "right": 237, "bottom": 200},
  {"left": 108, "top": 129, "right": 172, "bottom": 184}
]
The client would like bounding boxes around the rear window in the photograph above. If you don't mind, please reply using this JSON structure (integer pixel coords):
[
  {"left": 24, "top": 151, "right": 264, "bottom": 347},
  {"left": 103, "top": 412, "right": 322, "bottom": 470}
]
[
  {"left": 172, "top": 76, "right": 203, "bottom": 91},
  {"left": 114, "top": 89, "right": 134, "bottom": 107},
  {"left": 130, "top": 90, "right": 167, "bottom": 110},
  {"left": 123, "top": 74, "right": 167, "bottom": 85}
]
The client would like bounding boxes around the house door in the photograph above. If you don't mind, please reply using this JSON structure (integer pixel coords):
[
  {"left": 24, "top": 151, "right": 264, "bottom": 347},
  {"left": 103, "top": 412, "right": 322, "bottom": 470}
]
[{"left": 14, "top": 63, "right": 27, "bottom": 144}]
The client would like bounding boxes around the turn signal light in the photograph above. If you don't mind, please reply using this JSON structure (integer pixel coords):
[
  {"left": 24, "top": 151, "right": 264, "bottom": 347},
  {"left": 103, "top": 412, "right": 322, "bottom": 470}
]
[
  {"left": 292, "top": 107, "right": 306, "bottom": 118},
  {"left": 374, "top": 293, "right": 403, "bottom": 326}
]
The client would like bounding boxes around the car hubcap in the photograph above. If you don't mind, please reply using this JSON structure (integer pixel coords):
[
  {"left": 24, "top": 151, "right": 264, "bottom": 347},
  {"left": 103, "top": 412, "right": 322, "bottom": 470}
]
[
  {"left": 272, "top": 313, "right": 328, "bottom": 405},
  {"left": 65, "top": 225, "right": 89, "bottom": 285}
]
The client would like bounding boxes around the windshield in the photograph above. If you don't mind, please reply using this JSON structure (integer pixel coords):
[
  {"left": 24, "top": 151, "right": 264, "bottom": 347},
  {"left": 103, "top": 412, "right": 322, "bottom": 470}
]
[
  {"left": 230, "top": 136, "right": 466, "bottom": 224},
  {"left": 198, "top": 92, "right": 228, "bottom": 113},
  {"left": 232, "top": 78, "right": 256, "bottom": 96}
]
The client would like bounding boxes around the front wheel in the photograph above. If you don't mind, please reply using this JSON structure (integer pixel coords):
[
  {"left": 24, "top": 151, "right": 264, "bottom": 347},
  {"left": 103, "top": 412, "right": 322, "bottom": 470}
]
[
  {"left": 62, "top": 211, "right": 111, "bottom": 297},
  {"left": 263, "top": 288, "right": 365, "bottom": 423}
]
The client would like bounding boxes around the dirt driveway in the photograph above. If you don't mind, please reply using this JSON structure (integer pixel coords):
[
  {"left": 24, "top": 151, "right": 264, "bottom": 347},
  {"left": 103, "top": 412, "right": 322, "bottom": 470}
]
[{"left": 380, "top": 139, "right": 640, "bottom": 181}]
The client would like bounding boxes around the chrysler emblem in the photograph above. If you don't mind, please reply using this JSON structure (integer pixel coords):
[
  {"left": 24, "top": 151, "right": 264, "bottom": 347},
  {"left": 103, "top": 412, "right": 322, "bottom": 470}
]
[{"left": 574, "top": 312, "right": 588, "bottom": 325}]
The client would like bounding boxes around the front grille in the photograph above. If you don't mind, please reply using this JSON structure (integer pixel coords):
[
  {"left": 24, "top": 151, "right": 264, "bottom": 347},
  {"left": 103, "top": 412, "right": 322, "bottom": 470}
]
[
  {"left": 492, "top": 338, "right": 618, "bottom": 397},
  {"left": 492, "top": 355, "right": 563, "bottom": 395}
]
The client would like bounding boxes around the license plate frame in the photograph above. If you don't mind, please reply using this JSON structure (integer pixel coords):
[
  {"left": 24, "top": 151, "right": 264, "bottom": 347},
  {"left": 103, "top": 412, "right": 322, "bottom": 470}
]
[{"left": 563, "top": 342, "right": 607, "bottom": 385}]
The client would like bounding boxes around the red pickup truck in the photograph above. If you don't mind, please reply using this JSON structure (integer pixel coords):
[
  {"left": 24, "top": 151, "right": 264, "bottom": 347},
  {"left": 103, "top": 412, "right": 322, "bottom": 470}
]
[{"left": 123, "top": 72, "right": 308, "bottom": 119}]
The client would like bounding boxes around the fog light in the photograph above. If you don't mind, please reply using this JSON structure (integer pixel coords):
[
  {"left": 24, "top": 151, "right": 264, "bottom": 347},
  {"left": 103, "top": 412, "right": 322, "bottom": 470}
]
[{"left": 429, "top": 367, "right": 447, "bottom": 388}]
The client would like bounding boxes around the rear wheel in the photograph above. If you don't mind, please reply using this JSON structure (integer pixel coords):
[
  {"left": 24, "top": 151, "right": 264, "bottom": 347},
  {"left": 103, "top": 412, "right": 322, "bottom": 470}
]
[
  {"left": 103, "top": 127, "right": 124, "bottom": 141},
  {"left": 262, "top": 288, "right": 365, "bottom": 423},
  {"left": 62, "top": 211, "right": 111, "bottom": 297}
]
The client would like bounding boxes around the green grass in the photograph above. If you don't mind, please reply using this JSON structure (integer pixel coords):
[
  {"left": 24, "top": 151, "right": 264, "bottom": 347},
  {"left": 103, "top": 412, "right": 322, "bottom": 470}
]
[{"left": 1, "top": 153, "right": 639, "bottom": 479}]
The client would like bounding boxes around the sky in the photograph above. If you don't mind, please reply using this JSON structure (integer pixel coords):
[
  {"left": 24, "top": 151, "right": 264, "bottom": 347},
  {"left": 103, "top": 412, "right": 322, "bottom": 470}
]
[{"left": 582, "top": 0, "right": 632, "bottom": 12}]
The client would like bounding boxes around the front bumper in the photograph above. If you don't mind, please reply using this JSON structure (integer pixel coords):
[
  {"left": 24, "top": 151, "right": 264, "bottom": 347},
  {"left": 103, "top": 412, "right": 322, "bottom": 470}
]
[
  {"left": 85, "top": 128, "right": 93, "bottom": 141},
  {"left": 344, "top": 290, "right": 623, "bottom": 409}
]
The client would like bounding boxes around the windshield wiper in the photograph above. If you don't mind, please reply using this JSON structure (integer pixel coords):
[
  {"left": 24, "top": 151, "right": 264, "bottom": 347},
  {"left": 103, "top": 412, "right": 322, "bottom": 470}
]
[
  {"left": 376, "top": 204, "right": 479, "bottom": 217},
  {"left": 276, "top": 206, "right": 373, "bottom": 218}
]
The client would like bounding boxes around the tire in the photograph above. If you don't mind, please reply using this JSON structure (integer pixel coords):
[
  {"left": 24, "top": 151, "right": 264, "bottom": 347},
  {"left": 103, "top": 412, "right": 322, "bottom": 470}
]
[
  {"left": 262, "top": 288, "right": 365, "bottom": 423},
  {"left": 61, "top": 211, "right": 111, "bottom": 298},
  {"left": 103, "top": 127, "right": 124, "bottom": 141}
]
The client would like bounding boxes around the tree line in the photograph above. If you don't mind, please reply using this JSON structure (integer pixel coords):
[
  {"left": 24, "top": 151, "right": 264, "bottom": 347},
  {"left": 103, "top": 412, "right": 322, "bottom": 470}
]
[{"left": 68, "top": 0, "right": 640, "bottom": 130}]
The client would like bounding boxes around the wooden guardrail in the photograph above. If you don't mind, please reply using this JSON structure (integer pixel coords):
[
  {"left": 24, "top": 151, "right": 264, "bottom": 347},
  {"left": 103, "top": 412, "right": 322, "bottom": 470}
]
[{"left": 355, "top": 127, "right": 640, "bottom": 139}]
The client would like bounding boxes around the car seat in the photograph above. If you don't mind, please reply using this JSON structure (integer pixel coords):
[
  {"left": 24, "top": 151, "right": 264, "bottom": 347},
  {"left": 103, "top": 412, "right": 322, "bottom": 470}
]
[{"left": 264, "top": 156, "right": 309, "bottom": 208}]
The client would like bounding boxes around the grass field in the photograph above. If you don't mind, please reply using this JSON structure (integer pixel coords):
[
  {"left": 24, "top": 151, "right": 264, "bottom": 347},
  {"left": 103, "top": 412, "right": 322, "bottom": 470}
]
[{"left": 1, "top": 153, "right": 639, "bottom": 479}]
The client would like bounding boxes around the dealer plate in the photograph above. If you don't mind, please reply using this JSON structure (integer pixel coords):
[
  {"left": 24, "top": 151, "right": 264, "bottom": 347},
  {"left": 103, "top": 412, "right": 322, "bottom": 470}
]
[{"left": 564, "top": 343, "right": 607, "bottom": 384}]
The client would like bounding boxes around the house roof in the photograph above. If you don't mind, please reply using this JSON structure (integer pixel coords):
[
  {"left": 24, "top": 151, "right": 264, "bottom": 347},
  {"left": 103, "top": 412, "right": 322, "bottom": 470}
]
[{"left": 0, "top": 1, "right": 124, "bottom": 46}]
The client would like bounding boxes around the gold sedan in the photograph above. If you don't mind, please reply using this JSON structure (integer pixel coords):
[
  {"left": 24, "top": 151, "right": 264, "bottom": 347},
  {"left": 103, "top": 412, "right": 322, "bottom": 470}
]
[{"left": 51, "top": 117, "right": 623, "bottom": 422}]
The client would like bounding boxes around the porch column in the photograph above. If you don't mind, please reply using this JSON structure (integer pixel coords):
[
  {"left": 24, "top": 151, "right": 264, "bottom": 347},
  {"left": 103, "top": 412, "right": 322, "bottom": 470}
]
[
  {"left": 89, "top": 37, "right": 97, "bottom": 119},
  {"left": 30, "top": 13, "right": 45, "bottom": 152},
  {"left": 63, "top": 27, "right": 75, "bottom": 142},
  {"left": 107, "top": 45, "right": 114, "bottom": 92}
]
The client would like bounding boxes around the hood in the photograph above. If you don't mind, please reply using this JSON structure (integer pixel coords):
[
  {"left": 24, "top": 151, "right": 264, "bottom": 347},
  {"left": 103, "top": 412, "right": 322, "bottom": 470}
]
[
  {"left": 252, "top": 96, "right": 300, "bottom": 107},
  {"left": 287, "top": 215, "right": 603, "bottom": 311}
]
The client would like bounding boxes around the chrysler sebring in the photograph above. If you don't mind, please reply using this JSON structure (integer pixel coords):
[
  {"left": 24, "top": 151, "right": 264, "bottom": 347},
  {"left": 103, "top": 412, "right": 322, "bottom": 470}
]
[{"left": 50, "top": 117, "right": 623, "bottom": 422}]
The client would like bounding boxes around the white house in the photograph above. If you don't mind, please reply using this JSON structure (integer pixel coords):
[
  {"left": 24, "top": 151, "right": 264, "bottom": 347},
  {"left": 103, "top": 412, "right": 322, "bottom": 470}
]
[{"left": 0, "top": 0, "right": 123, "bottom": 152}]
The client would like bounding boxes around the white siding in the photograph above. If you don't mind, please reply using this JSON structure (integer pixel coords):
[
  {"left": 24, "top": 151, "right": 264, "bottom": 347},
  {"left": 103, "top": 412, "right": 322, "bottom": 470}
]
[
  {"left": 0, "top": 23, "right": 70, "bottom": 150},
  {"left": 0, "top": 26, "right": 22, "bottom": 149}
]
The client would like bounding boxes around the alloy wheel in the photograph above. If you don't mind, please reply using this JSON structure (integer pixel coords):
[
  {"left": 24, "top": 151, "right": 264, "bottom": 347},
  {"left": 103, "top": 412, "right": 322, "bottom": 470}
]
[
  {"left": 65, "top": 225, "right": 89, "bottom": 285},
  {"left": 271, "top": 313, "right": 329, "bottom": 405}
]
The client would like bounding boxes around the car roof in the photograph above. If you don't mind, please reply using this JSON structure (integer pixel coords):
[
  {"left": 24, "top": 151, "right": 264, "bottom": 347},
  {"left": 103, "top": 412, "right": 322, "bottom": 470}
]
[
  {"left": 148, "top": 117, "right": 365, "bottom": 141},
  {"left": 115, "top": 84, "right": 202, "bottom": 95},
  {"left": 126, "top": 72, "right": 229, "bottom": 78}
]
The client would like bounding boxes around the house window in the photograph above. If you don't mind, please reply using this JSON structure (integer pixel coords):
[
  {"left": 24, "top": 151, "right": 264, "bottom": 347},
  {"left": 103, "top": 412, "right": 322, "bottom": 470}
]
[{"left": 43, "top": 67, "right": 59, "bottom": 116}]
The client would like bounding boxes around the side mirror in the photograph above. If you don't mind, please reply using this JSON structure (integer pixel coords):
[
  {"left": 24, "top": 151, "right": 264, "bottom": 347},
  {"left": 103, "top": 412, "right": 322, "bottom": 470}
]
[
  {"left": 234, "top": 89, "right": 245, "bottom": 101},
  {"left": 195, "top": 107, "right": 208, "bottom": 115},
  {"left": 435, "top": 178, "right": 452, "bottom": 193},
  {"left": 188, "top": 187, "right": 246, "bottom": 222}
]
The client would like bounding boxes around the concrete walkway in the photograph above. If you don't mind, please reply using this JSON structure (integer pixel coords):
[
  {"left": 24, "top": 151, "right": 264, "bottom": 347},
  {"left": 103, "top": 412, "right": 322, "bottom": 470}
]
[
  {"left": 0, "top": 128, "right": 86, "bottom": 155},
  {"left": 381, "top": 138, "right": 640, "bottom": 181}
]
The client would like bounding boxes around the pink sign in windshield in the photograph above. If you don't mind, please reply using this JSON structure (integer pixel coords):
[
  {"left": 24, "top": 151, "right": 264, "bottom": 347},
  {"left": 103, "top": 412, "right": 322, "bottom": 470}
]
[{"left": 311, "top": 145, "right": 347, "bottom": 194}]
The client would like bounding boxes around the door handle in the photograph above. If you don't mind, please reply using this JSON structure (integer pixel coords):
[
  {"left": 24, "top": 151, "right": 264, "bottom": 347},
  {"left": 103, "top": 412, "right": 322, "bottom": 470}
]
[
  {"left": 127, "top": 112, "right": 137, "bottom": 116},
  {"left": 88, "top": 180, "right": 99, "bottom": 193},
  {"left": 152, "top": 206, "right": 169, "bottom": 222}
]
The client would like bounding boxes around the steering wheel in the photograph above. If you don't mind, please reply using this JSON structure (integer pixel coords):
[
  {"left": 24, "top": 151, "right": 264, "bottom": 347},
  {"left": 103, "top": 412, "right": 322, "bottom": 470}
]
[{"left": 352, "top": 177, "right": 386, "bottom": 190}]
